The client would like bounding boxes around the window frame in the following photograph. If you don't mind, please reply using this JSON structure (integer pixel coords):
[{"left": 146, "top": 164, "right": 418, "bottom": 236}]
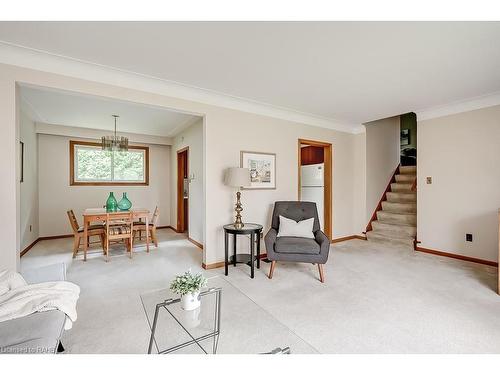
[{"left": 69, "top": 140, "right": 149, "bottom": 186}]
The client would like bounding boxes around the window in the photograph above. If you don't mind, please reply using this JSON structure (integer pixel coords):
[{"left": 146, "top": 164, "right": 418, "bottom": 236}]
[{"left": 70, "top": 141, "right": 149, "bottom": 185}]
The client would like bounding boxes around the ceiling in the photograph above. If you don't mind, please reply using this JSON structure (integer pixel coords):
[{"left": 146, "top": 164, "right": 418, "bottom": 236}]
[
  {"left": 3, "top": 22, "right": 500, "bottom": 127},
  {"left": 19, "top": 85, "right": 199, "bottom": 137}
]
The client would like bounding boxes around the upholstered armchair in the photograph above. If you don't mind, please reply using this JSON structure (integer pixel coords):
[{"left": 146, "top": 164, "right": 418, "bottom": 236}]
[{"left": 264, "top": 201, "right": 330, "bottom": 282}]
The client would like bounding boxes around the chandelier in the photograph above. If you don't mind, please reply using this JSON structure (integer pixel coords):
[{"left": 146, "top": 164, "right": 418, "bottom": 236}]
[{"left": 102, "top": 115, "right": 128, "bottom": 151}]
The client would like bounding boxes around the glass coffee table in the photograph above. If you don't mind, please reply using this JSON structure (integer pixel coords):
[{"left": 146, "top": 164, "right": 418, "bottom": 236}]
[{"left": 140, "top": 276, "right": 318, "bottom": 354}]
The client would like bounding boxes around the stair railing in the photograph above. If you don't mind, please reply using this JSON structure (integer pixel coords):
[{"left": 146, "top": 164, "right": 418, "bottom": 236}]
[{"left": 364, "top": 164, "right": 400, "bottom": 233}]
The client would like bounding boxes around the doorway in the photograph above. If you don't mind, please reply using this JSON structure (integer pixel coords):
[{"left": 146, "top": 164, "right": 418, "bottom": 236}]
[
  {"left": 177, "top": 147, "right": 189, "bottom": 233},
  {"left": 400, "top": 112, "right": 417, "bottom": 166},
  {"left": 297, "top": 139, "right": 332, "bottom": 239}
]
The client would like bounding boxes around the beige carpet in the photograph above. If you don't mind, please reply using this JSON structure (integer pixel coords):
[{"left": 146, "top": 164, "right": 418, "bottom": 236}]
[{"left": 21, "top": 229, "right": 500, "bottom": 353}]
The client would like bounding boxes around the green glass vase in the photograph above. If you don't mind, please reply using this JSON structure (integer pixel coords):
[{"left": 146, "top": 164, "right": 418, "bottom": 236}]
[
  {"left": 118, "top": 192, "right": 132, "bottom": 211},
  {"left": 106, "top": 192, "right": 118, "bottom": 212}
]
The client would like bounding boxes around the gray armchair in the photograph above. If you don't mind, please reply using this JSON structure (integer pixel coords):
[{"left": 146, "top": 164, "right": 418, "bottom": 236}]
[{"left": 264, "top": 201, "right": 330, "bottom": 283}]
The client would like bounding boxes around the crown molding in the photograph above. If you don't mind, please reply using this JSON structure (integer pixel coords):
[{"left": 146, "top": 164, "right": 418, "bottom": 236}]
[
  {"left": 416, "top": 90, "right": 500, "bottom": 121},
  {"left": 35, "top": 122, "right": 173, "bottom": 146},
  {"left": 0, "top": 42, "right": 359, "bottom": 134}
]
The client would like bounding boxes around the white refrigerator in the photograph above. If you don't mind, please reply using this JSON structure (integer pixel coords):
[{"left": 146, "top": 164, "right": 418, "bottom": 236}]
[{"left": 300, "top": 163, "right": 324, "bottom": 229}]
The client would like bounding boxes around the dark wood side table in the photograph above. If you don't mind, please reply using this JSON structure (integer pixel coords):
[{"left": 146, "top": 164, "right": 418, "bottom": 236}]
[{"left": 223, "top": 223, "right": 263, "bottom": 279}]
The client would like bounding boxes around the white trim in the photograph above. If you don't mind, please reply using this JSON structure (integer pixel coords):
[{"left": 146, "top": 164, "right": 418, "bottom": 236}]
[
  {"left": 0, "top": 42, "right": 359, "bottom": 134},
  {"left": 416, "top": 91, "right": 500, "bottom": 121},
  {"left": 35, "top": 122, "right": 173, "bottom": 146}
]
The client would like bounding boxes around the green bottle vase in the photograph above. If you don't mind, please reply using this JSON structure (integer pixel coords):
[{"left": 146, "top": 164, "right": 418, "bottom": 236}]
[
  {"left": 118, "top": 192, "right": 132, "bottom": 211},
  {"left": 106, "top": 192, "right": 118, "bottom": 212}
]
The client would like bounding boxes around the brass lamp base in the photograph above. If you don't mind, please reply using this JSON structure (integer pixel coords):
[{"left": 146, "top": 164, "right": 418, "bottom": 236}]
[{"left": 234, "top": 191, "right": 244, "bottom": 228}]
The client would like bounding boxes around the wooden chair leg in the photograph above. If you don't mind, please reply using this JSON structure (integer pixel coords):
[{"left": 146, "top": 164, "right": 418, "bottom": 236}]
[
  {"left": 105, "top": 237, "right": 109, "bottom": 262},
  {"left": 318, "top": 264, "right": 325, "bottom": 283},
  {"left": 129, "top": 237, "right": 133, "bottom": 259},
  {"left": 100, "top": 234, "right": 105, "bottom": 253},
  {"left": 72, "top": 235, "right": 80, "bottom": 258},
  {"left": 268, "top": 261, "right": 276, "bottom": 279},
  {"left": 152, "top": 228, "right": 158, "bottom": 247}
]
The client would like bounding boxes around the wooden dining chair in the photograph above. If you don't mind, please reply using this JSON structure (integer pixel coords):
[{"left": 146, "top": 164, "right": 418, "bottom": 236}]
[
  {"left": 67, "top": 210, "right": 105, "bottom": 259},
  {"left": 133, "top": 206, "right": 160, "bottom": 247},
  {"left": 104, "top": 212, "right": 134, "bottom": 261}
]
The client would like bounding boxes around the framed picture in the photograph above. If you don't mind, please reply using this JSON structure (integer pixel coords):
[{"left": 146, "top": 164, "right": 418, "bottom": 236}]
[
  {"left": 19, "top": 141, "right": 24, "bottom": 183},
  {"left": 401, "top": 129, "right": 410, "bottom": 146},
  {"left": 240, "top": 151, "right": 276, "bottom": 190}
]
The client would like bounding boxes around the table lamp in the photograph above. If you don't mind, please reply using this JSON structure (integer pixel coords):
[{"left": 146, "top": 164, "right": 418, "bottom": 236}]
[{"left": 224, "top": 167, "right": 251, "bottom": 228}]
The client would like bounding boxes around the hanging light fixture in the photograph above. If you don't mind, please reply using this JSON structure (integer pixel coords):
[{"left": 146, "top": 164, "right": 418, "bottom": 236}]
[
  {"left": 102, "top": 115, "right": 128, "bottom": 151},
  {"left": 101, "top": 115, "right": 128, "bottom": 151}
]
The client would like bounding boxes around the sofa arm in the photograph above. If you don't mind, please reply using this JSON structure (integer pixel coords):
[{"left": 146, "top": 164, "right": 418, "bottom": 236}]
[
  {"left": 264, "top": 228, "right": 278, "bottom": 254},
  {"left": 22, "top": 263, "right": 67, "bottom": 284},
  {"left": 315, "top": 230, "right": 330, "bottom": 262}
]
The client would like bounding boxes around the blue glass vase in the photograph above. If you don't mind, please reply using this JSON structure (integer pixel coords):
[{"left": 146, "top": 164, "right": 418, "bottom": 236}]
[
  {"left": 118, "top": 192, "right": 132, "bottom": 211},
  {"left": 106, "top": 192, "right": 118, "bottom": 212}
]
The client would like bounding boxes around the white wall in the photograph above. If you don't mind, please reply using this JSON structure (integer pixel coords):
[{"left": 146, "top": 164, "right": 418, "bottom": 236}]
[
  {"left": 352, "top": 132, "right": 367, "bottom": 233},
  {"left": 418, "top": 104, "right": 500, "bottom": 262},
  {"left": 0, "top": 63, "right": 361, "bottom": 270},
  {"left": 0, "top": 74, "right": 18, "bottom": 270},
  {"left": 364, "top": 116, "right": 400, "bottom": 223},
  {"left": 204, "top": 110, "right": 359, "bottom": 265},
  {"left": 38, "top": 134, "right": 171, "bottom": 236},
  {"left": 19, "top": 109, "right": 39, "bottom": 249},
  {"left": 170, "top": 119, "right": 204, "bottom": 245}
]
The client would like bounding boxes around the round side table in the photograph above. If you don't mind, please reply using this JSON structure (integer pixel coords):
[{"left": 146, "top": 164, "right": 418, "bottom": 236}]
[{"left": 223, "top": 223, "right": 263, "bottom": 279}]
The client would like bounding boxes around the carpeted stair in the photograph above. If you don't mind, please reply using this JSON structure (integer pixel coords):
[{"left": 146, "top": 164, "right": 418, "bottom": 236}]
[{"left": 366, "top": 165, "right": 416, "bottom": 247}]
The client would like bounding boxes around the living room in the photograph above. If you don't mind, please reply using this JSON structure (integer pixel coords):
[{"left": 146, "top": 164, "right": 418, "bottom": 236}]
[{"left": 1, "top": 3, "right": 500, "bottom": 374}]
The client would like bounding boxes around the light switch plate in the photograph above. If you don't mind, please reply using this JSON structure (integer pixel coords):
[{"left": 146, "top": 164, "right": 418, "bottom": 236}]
[{"left": 426, "top": 176, "right": 432, "bottom": 184}]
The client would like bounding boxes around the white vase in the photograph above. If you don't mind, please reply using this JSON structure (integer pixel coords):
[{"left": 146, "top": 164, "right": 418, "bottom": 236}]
[
  {"left": 181, "top": 291, "right": 201, "bottom": 311},
  {"left": 179, "top": 307, "right": 201, "bottom": 328}
]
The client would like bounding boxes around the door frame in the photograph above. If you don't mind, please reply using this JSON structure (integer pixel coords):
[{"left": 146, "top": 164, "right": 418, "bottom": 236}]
[
  {"left": 297, "top": 139, "right": 332, "bottom": 240},
  {"left": 177, "top": 147, "right": 189, "bottom": 233}
]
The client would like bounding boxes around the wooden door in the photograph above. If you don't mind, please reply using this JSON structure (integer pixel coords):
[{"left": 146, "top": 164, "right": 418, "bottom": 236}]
[
  {"left": 177, "top": 148, "right": 189, "bottom": 233},
  {"left": 298, "top": 139, "right": 332, "bottom": 240}
]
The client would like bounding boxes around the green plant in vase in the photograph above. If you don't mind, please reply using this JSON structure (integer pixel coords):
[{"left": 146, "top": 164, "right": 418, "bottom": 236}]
[{"left": 170, "top": 270, "right": 207, "bottom": 310}]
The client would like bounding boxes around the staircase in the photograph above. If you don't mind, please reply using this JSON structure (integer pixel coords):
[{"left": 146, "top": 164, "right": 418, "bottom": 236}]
[{"left": 366, "top": 165, "right": 416, "bottom": 247}]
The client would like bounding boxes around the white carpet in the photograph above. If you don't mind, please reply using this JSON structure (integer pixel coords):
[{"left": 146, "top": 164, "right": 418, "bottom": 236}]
[{"left": 21, "top": 229, "right": 500, "bottom": 353}]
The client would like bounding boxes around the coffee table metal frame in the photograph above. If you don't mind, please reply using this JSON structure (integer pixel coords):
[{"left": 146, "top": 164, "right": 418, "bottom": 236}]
[{"left": 147, "top": 287, "right": 222, "bottom": 354}]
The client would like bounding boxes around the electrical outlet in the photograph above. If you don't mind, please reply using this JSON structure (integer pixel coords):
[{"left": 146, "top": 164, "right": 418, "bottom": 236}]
[
  {"left": 426, "top": 176, "right": 432, "bottom": 184},
  {"left": 466, "top": 233, "right": 473, "bottom": 242}
]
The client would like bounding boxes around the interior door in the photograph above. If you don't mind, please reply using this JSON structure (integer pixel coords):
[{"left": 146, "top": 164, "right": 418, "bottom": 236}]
[{"left": 177, "top": 148, "right": 189, "bottom": 233}]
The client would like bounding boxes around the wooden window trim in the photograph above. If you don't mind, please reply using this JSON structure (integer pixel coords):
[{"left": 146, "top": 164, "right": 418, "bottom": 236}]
[{"left": 69, "top": 140, "right": 150, "bottom": 186}]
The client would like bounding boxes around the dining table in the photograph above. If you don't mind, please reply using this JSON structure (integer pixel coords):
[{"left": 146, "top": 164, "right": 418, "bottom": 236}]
[{"left": 82, "top": 208, "right": 150, "bottom": 261}]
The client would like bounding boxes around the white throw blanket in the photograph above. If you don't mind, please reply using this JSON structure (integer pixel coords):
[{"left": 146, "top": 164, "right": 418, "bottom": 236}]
[{"left": 0, "top": 270, "right": 80, "bottom": 329}]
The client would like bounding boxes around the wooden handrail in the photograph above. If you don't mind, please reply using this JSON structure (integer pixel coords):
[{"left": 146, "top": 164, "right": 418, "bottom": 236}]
[
  {"left": 411, "top": 176, "right": 417, "bottom": 191},
  {"left": 365, "top": 164, "right": 400, "bottom": 232}
]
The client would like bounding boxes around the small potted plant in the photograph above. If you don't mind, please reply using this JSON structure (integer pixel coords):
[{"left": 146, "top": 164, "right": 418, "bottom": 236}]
[{"left": 170, "top": 270, "right": 207, "bottom": 311}]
